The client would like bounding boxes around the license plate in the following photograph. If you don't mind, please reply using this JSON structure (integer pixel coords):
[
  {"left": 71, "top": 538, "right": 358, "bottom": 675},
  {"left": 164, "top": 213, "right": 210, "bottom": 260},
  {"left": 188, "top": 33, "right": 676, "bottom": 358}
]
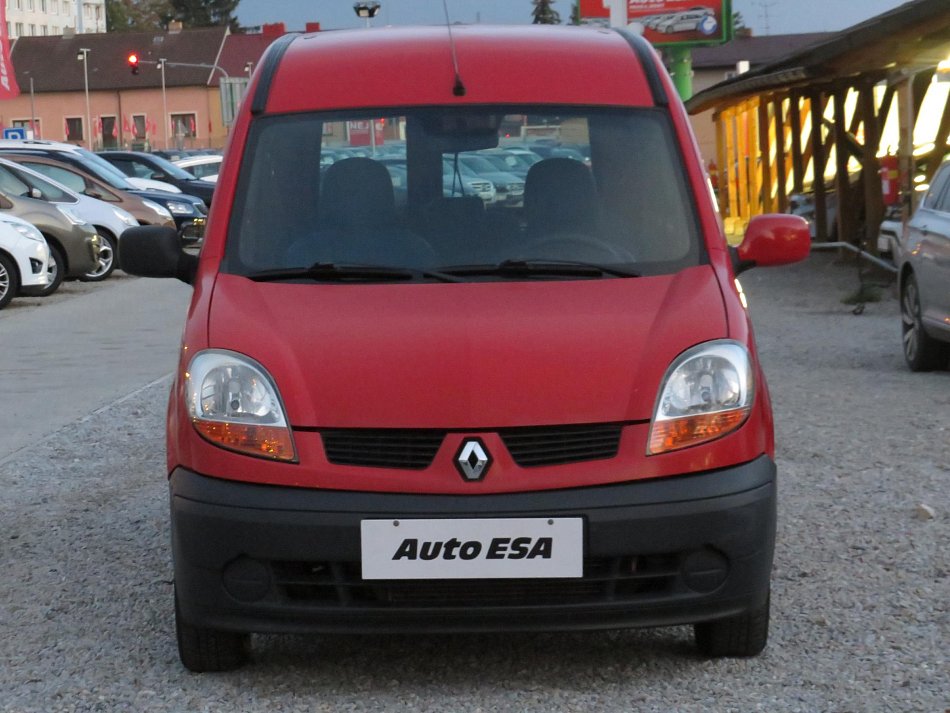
[{"left": 360, "top": 517, "right": 583, "bottom": 580}]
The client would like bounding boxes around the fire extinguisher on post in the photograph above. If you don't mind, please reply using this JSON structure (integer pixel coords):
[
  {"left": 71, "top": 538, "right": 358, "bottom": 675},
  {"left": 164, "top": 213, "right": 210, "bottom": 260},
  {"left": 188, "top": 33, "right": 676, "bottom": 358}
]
[{"left": 879, "top": 154, "right": 900, "bottom": 206}]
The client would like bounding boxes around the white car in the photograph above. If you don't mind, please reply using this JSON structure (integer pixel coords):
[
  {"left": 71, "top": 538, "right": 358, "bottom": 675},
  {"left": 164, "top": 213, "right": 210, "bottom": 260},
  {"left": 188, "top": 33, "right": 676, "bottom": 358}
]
[
  {"left": 174, "top": 155, "right": 223, "bottom": 184},
  {"left": 0, "top": 214, "right": 49, "bottom": 309},
  {"left": 656, "top": 9, "right": 715, "bottom": 33},
  {"left": 0, "top": 158, "right": 138, "bottom": 281}
]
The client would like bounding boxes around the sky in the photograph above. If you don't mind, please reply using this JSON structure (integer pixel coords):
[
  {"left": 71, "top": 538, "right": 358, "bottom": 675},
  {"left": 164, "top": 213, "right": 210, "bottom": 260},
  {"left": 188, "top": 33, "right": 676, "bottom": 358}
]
[{"left": 236, "top": 0, "right": 916, "bottom": 36}]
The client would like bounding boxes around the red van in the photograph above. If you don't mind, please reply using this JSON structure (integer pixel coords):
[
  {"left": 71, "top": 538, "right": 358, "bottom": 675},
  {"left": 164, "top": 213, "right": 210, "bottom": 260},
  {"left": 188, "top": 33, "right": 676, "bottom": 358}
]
[{"left": 121, "top": 25, "right": 810, "bottom": 672}]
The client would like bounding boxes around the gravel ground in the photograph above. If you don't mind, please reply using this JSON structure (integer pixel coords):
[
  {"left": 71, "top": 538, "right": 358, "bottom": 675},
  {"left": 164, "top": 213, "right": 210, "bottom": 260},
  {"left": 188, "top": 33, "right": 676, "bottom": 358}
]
[{"left": 0, "top": 254, "right": 947, "bottom": 712}]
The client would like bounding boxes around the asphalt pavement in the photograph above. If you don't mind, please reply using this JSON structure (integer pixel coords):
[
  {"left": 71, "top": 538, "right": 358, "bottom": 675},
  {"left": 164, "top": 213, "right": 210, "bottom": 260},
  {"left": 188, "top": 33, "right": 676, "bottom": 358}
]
[{"left": 0, "top": 274, "right": 191, "bottom": 464}]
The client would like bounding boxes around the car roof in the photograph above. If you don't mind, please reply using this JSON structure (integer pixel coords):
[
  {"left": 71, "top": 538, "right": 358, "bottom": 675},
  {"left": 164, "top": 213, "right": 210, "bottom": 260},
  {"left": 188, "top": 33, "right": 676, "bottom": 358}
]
[{"left": 264, "top": 25, "right": 658, "bottom": 115}]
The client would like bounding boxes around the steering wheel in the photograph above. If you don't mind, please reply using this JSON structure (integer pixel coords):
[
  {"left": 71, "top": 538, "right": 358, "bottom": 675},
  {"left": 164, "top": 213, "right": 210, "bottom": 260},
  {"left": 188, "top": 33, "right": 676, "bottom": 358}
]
[{"left": 523, "top": 233, "right": 635, "bottom": 263}]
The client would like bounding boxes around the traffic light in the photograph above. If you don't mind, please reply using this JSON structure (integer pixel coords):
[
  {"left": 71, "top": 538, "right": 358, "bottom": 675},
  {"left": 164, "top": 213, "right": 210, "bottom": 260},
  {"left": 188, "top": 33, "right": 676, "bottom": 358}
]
[{"left": 128, "top": 53, "right": 139, "bottom": 75}]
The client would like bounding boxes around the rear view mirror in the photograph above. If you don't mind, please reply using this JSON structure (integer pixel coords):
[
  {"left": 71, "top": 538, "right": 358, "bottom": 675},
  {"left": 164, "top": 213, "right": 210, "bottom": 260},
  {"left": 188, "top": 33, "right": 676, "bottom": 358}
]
[
  {"left": 119, "top": 225, "right": 197, "bottom": 284},
  {"left": 733, "top": 214, "right": 810, "bottom": 274}
]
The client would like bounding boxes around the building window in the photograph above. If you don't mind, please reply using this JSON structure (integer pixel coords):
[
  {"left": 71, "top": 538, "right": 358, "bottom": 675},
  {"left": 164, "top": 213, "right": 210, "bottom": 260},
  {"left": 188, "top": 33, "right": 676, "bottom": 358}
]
[
  {"left": 27, "top": 0, "right": 33, "bottom": 10},
  {"left": 41, "top": 25, "right": 48, "bottom": 35},
  {"left": 101, "top": 116, "right": 118, "bottom": 148},
  {"left": 132, "top": 114, "right": 147, "bottom": 139},
  {"left": 14, "top": 22, "right": 23, "bottom": 36},
  {"left": 12, "top": 118, "right": 41, "bottom": 138},
  {"left": 40, "top": 0, "right": 46, "bottom": 11},
  {"left": 28, "top": 24, "right": 35, "bottom": 35},
  {"left": 14, "top": 0, "right": 21, "bottom": 10},
  {"left": 171, "top": 113, "right": 197, "bottom": 139},
  {"left": 65, "top": 117, "right": 83, "bottom": 142}
]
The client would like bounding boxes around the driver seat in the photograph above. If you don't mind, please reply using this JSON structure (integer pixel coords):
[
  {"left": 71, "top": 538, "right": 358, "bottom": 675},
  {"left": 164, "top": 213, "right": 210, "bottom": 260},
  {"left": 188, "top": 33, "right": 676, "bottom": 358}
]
[{"left": 523, "top": 158, "right": 600, "bottom": 240}]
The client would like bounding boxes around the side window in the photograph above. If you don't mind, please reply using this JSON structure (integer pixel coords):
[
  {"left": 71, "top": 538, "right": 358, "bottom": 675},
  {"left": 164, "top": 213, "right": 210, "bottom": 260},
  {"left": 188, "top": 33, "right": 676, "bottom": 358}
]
[
  {"left": 924, "top": 167, "right": 950, "bottom": 212},
  {"left": 23, "top": 162, "right": 86, "bottom": 194},
  {"left": 0, "top": 166, "right": 31, "bottom": 196}
]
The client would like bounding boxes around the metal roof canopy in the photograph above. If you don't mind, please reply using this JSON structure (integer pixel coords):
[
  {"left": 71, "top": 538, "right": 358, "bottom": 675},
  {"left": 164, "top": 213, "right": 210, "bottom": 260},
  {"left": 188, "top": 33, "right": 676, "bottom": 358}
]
[
  {"left": 686, "top": 0, "right": 950, "bottom": 114},
  {"left": 684, "top": 0, "right": 950, "bottom": 253}
]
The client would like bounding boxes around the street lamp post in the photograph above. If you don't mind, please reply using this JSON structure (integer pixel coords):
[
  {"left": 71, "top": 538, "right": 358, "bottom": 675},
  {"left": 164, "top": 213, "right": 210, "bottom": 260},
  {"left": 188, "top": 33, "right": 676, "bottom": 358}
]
[
  {"left": 158, "top": 58, "right": 168, "bottom": 149},
  {"left": 77, "top": 48, "right": 92, "bottom": 149}
]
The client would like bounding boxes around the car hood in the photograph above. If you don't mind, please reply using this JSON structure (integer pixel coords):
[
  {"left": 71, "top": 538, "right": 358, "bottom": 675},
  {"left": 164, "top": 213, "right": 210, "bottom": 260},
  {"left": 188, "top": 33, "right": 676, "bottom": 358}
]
[
  {"left": 206, "top": 266, "right": 728, "bottom": 428},
  {"left": 127, "top": 176, "right": 181, "bottom": 193}
]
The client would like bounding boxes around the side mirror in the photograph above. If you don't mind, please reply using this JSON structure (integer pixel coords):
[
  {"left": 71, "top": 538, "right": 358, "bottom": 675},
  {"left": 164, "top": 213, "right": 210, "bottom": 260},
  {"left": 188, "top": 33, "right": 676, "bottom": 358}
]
[
  {"left": 732, "top": 214, "right": 810, "bottom": 275},
  {"left": 119, "top": 225, "right": 197, "bottom": 285},
  {"left": 84, "top": 189, "right": 104, "bottom": 200},
  {"left": 30, "top": 187, "right": 43, "bottom": 200}
]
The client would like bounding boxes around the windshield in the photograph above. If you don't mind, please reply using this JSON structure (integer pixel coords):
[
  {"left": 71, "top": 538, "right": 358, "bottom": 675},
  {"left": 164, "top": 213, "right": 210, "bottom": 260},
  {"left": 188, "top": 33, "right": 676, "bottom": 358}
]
[
  {"left": 5, "top": 163, "right": 76, "bottom": 203},
  {"left": 149, "top": 154, "right": 197, "bottom": 180},
  {"left": 72, "top": 148, "right": 137, "bottom": 190},
  {"left": 225, "top": 107, "right": 703, "bottom": 280}
]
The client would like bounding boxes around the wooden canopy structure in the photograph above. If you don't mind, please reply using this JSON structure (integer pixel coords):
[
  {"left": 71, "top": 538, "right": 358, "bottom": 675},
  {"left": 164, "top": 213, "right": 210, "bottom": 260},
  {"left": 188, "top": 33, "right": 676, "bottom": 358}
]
[{"left": 686, "top": 0, "right": 950, "bottom": 248}]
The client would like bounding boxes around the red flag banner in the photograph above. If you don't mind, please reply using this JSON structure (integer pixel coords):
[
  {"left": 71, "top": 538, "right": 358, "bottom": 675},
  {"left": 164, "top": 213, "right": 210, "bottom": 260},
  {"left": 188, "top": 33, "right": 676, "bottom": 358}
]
[{"left": 0, "top": 1, "right": 20, "bottom": 99}]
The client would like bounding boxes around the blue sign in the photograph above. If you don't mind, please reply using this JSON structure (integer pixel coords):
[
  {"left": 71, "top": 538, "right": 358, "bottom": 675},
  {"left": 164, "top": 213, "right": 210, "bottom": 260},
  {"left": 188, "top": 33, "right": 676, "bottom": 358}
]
[{"left": 2, "top": 127, "right": 27, "bottom": 139}]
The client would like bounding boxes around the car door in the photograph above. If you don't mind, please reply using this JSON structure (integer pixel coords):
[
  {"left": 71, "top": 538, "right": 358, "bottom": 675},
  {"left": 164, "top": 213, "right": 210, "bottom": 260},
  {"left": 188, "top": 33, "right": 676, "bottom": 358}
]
[{"left": 909, "top": 164, "right": 950, "bottom": 333}]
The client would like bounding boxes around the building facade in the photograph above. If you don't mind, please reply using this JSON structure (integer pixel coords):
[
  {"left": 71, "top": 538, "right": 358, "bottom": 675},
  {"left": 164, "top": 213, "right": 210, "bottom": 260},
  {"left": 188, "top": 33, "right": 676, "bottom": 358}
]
[{"left": 5, "top": 0, "right": 106, "bottom": 39}]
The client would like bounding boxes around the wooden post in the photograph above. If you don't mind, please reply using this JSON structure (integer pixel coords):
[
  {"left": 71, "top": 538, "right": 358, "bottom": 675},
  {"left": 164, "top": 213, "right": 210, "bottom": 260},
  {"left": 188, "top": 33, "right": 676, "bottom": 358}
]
[
  {"left": 757, "top": 98, "right": 773, "bottom": 214},
  {"left": 724, "top": 108, "right": 739, "bottom": 220},
  {"left": 789, "top": 93, "right": 804, "bottom": 196},
  {"left": 833, "top": 87, "right": 853, "bottom": 243},
  {"left": 809, "top": 91, "right": 829, "bottom": 241},
  {"left": 774, "top": 94, "right": 788, "bottom": 212},
  {"left": 859, "top": 81, "right": 884, "bottom": 252}
]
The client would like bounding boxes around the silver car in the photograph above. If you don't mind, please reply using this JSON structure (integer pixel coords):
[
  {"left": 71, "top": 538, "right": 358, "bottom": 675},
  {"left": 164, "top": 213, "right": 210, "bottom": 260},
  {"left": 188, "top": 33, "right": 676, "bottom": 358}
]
[{"left": 898, "top": 159, "right": 950, "bottom": 371}]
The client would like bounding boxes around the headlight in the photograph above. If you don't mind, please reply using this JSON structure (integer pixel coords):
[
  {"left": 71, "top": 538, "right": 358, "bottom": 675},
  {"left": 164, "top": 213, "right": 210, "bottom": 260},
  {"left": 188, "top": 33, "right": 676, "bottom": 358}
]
[
  {"left": 166, "top": 201, "right": 196, "bottom": 216},
  {"left": 4, "top": 221, "right": 44, "bottom": 242},
  {"left": 185, "top": 350, "right": 296, "bottom": 461},
  {"left": 648, "top": 340, "right": 753, "bottom": 455},
  {"left": 142, "top": 199, "right": 173, "bottom": 219},
  {"left": 56, "top": 205, "right": 85, "bottom": 225},
  {"left": 113, "top": 208, "right": 137, "bottom": 227}
]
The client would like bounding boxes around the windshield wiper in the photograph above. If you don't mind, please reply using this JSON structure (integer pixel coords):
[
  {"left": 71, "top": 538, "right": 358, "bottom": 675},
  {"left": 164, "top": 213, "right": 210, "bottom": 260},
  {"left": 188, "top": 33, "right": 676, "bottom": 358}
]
[
  {"left": 441, "top": 259, "right": 640, "bottom": 279},
  {"left": 246, "top": 262, "right": 463, "bottom": 283}
]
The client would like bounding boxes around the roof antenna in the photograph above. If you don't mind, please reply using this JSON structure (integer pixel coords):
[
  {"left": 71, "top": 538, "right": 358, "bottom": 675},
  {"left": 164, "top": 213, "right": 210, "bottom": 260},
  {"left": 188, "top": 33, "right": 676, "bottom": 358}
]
[{"left": 442, "top": 0, "right": 466, "bottom": 96}]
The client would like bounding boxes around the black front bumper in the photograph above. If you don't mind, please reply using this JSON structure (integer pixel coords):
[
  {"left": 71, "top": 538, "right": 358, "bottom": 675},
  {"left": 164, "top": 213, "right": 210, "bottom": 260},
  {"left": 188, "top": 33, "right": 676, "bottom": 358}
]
[{"left": 172, "top": 457, "right": 776, "bottom": 634}]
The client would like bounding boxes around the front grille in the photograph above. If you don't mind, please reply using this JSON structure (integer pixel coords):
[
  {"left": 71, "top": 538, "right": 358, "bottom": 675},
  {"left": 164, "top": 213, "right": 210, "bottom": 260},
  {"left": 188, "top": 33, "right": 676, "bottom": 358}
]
[
  {"left": 500, "top": 423, "right": 623, "bottom": 467},
  {"left": 321, "top": 429, "right": 446, "bottom": 469},
  {"left": 320, "top": 423, "right": 624, "bottom": 470},
  {"left": 271, "top": 554, "right": 680, "bottom": 608}
]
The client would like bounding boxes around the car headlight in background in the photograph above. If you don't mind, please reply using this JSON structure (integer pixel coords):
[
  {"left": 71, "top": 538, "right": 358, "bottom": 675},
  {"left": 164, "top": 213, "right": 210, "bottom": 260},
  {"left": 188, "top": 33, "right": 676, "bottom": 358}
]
[
  {"left": 185, "top": 350, "right": 296, "bottom": 461},
  {"left": 165, "top": 201, "right": 197, "bottom": 216},
  {"left": 56, "top": 205, "right": 86, "bottom": 225},
  {"left": 3, "top": 220, "right": 45, "bottom": 243},
  {"left": 648, "top": 340, "right": 753, "bottom": 455},
  {"left": 113, "top": 207, "right": 138, "bottom": 227},
  {"left": 142, "top": 199, "right": 173, "bottom": 220}
]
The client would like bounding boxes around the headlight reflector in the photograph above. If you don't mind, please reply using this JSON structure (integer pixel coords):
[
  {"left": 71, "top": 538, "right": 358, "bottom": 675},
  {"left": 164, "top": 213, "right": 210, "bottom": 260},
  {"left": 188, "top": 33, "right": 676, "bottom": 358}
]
[
  {"left": 185, "top": 350, "right": 296, "bottom": 461},
  {"left": 648, "top": 340, "right": 753, "bottom": 455},
  {"left": 166, "top": 200, "right": 196, "bottom": 216},
  {"left": 142, "top": 199, "right": 173, "bottom": 219}
]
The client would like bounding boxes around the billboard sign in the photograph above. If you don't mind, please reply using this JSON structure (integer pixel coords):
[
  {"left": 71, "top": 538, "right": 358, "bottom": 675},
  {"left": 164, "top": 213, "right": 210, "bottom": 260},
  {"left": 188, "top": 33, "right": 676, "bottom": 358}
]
[{"left": 579, "top": 0, "right": 730, "bottom": 47}]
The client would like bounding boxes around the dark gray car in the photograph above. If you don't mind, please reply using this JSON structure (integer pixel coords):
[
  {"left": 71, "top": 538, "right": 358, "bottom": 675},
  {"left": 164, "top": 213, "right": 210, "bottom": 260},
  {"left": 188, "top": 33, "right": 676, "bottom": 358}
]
[
  {"left": 898, "top": 158, "right": 950, "bottom": 371},
  {"left": 0, "top": 191, "right": 99, "bottom": 296}
]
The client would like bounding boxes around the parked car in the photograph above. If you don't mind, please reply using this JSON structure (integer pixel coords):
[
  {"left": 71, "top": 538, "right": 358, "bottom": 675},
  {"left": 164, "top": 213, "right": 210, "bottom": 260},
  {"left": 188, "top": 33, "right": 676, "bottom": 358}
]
[
  {"left": 0, "top": 142, "right": 207, "bottom": 242},
  {"left": 896, "top": 158, "right": 950, "bottom": 371},
  {"left": 120, "top": 24, "right": 810, "bottom": 672},
  {"left": 656, "top": 9, "right": 715, "bottom": 34},
  {"left": 0, "top": 158, "right": 137, "bottom": 281},
  {"left": 0, "top": 214, "right": 49, "bottom": 308},
  {"left": 173, "top": 155, "right": 223, "bottom": 184},
  {"left": 99, "top": 150, "right": 216, "bottom": 205},
  {"left": 0, "top": 189, "right": 99, "bottom": 296},
  {"left": 455, "top": 153, "right": 525, "bottom": 205},
  {"left": 0, "top": 153, "right": 177, "bottom": 233}
]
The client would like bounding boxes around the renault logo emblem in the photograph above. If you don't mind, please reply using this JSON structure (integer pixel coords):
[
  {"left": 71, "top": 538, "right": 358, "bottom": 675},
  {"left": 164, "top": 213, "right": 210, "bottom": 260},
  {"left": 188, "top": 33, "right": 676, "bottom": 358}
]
[{"left": 455, "top": 438, "right": 492, "bottom": 481}]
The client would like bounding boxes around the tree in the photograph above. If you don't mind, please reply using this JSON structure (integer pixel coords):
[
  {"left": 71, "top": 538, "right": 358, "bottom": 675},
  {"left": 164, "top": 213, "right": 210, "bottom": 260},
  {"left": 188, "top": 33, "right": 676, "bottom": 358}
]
[
  {"left": 169, "top": 0, "right": 241, "bottom": 31},
  {"left": 732, "top": 11, "right": 746, "bottom": 30},
  {"left": 531, "top": 0, "right": 561, "bottom": 25},
  {"left": 106, "top": 0, "right": 175, "bottom": 32}
]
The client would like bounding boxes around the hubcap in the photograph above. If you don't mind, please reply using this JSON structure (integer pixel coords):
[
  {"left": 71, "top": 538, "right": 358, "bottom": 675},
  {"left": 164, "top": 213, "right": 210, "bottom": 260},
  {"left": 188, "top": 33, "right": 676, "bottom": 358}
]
[
  {"left": 901, "top": 281, "right": 920, "bottom": 362},
  {"left": 87, "top": 238, "right": 114, "bottom": 279},
  {"left": 0, "top": 263, "right": 9, "bottom": 299}
]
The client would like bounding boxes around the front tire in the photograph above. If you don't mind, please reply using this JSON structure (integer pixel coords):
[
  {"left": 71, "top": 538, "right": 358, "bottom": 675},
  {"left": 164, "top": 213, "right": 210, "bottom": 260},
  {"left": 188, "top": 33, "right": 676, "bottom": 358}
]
[
  {"left": 80, "top": 230, "right": 116, "bottom": 282},
  {"left": 901, "top": 273, "right": 948, "bottom": 371},
  {"left": 694, "top": 594, "right": 770, "bottom": 657},
  {"left": 175, "top": 588, "right": 249, "bottom": 672},
  {"left": 0, "top": 252, "right": 19, "bottom": 309},
  {"left": 34, "top": 242, "right": 65, "bottom": 297}
]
